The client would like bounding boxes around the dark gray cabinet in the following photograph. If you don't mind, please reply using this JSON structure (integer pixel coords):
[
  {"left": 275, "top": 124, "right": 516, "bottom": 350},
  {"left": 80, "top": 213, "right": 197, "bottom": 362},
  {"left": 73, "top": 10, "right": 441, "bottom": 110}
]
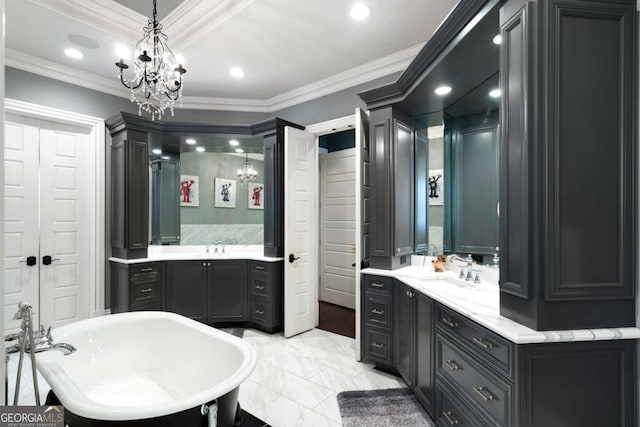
[
  {"left": 263, "top": 134, "right": 282, "bottom": 257},
  {"left": 249, "top": 261, "right": 284, "bottom": 333},
  {"left": 151, "top": 155, "right": 180, "bottom": 245},
  {"left": 208, "top": 260, "right": 248, "bottom": 323},
  {"left": 166, "top": 261, "right": 208, "bottom": 322},
  {"left": 394, "top": 281, "right": 415, "bottom": 385},
  {"left": 107, "top": 125, "right": 152, "bottom": 259},
  {"left": 450, "top": 123, "right": 499, "bottom": 255},
  {"left": 110, "top": 262, "right": 162, "bottom": 313},
  {"left": 369, "top": 106, "right": 414, "bottom": 270},
  {"left": 414, "top": 292, "right": 434, "bottom": 416},
  {"left": 499, "top": 0, "right": 637, "bottom": 330},
  {"left": 362, "top": 275, "right": 394, "bottom": 366}
]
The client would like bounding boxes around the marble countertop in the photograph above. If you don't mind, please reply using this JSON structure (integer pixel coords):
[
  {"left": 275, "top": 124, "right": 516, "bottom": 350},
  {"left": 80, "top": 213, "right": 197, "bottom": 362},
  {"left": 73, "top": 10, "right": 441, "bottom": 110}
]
[
  {"left": 109, "top": 245, "right": 284, "bottom": 264},
  {"left": 362, "top": 265, "right": 640, "bottom": 344}
]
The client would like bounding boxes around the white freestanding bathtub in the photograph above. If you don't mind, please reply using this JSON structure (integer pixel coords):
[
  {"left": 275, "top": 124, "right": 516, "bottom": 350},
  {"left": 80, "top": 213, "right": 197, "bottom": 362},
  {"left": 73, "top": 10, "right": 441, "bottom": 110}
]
[{"left": 35, "top": 311, "right": 256, "bottom": 426}]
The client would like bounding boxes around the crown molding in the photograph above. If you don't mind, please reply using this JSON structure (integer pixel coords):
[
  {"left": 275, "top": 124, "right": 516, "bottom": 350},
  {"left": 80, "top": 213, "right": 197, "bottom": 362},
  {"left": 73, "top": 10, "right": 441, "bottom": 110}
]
[
  {"left": 163, "top": 0, "right": 255, "bottom": 49},
  {"left": 30, "top": 0, "right": 145, "bottom": 43},
  {"left": 6, "top": 41, "right": 418, "bottom": 113},
  {"left": 6, "top": 48, "right": 132, "bottom": 99}
]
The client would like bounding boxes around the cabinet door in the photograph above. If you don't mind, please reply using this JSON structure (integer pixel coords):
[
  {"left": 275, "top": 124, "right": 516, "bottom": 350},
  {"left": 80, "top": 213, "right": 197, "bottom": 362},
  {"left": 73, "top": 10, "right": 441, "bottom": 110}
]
[
  {"left": 414, "top": 293, "right": 434, "bottom": 417},
  {"left": 166, "top": 261, "right": 207, "bottom": 321},
  {"left": 208, "top": 260, "right": 248, "bottom": 322},
  {"left": 393, "top": 120, "right": 414, "bottom": 256},
  {"left": 151, "top": 157, "right": 180, "bottom": 244},
  {"left": 394, "top": 281, "right": 415, "bottom": 386},
  {"left": 126, "top": 131, "right": 149, "bottom": 250},
  {"left": 264, "top": 134, "right": 283, "bottom": 257}
]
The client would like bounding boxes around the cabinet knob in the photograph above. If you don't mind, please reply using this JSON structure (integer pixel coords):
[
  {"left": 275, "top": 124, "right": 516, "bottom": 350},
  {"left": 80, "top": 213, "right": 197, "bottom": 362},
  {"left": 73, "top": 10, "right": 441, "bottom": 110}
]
[{"left": 396, "top": 248, "right": 400, "bottom": 253}]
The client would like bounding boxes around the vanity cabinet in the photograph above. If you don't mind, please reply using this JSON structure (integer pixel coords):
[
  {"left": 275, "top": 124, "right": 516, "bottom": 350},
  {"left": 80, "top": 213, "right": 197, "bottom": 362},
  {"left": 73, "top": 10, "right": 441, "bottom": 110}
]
[
  {"left": 249, "top": 260, "right": 284, "bottom": 333},
  {"left": 110, "top": 262, "right": 162, "bottom": 313},
  {"left": 166, "top": 261, "right": 208, "bottom": 322},
  {"left": 362, "top": 275, "right": 394, "bottom": 366},
  {"left": 369, "top": 106, "right": 414, "bottom": 270},
  {"left": 151, "top": 155, "right": 180, "bottom": 245},
  {"left": 498, "top": 0, "right": 637, "bottom": 330},
  {"left": 208, "top": 260, "right": 248, "bottom": 323}
]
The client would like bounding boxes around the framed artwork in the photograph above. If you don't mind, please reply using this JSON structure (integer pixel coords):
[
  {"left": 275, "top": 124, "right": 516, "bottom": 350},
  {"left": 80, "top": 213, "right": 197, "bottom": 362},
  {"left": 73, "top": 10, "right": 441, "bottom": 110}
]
[
  {"left": 180, "top": 175, "right": 199, "bottom": 207},
  {"left": 428, "top": 169, "right": 443, "bottom": 206},
  {"left": 215, "top": 178, "right": 236, "bottom": 208},
  {"left": 248, "top": 183, "right": 264, "bottom": 210}
]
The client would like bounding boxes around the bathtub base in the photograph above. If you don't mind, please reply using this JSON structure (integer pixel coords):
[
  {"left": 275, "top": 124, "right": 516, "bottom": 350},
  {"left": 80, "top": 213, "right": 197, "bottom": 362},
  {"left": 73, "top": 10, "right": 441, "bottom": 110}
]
[{"left": 46, "top": 387, "right": 240, "bottom": 427}]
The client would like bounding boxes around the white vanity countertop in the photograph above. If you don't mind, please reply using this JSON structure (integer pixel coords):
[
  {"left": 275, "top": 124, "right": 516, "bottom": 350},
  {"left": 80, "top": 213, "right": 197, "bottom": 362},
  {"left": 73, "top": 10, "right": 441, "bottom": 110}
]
[
  {"left": 109, "top": 245, "right": 284, "bottom": 264},
  {"left": 361, "top": 265, "right": 640, "bottom": 344}
]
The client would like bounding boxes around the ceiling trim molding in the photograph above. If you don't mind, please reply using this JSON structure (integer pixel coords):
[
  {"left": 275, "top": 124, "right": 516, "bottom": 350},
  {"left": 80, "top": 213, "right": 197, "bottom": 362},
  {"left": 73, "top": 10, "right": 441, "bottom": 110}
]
[
  {"left": 30, "top": 0, "right": 146, "bottom": 43},
  {"left": 163, "top": 0, "right": 255, "bottom": 49},
  {"left": 6, "top": 48, "right": 132, "bottom": 99},
  {"left": 6, "top": 41, "right": 418, "bottom": 113},
  {"left": 305, "top": 114, "right": 355, "bottom": 136}
]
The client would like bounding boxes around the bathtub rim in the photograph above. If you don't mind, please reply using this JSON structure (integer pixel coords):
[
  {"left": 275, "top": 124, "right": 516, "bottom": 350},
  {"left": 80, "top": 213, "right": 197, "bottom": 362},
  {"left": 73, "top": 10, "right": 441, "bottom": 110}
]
[{"left": 35, "top": 311, "right": 257, "bottom": 421}]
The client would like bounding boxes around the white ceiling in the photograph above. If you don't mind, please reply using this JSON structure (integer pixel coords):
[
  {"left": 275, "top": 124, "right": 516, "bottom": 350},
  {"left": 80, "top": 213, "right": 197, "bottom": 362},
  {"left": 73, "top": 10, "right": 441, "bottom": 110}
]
[{"left": 6, "top": 0, "right": 459, "bottom": 112}]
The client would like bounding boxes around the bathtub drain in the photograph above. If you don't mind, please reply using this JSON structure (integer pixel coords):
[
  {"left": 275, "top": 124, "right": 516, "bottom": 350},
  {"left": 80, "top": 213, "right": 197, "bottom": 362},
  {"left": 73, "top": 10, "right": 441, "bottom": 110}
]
[{"left": 201, "top": 400, "right": 218, "bottom": 427}]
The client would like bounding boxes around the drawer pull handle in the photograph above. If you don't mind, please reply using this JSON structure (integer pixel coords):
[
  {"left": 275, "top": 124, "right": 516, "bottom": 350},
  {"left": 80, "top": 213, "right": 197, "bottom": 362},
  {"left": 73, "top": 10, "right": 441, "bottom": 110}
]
[
  {"left": 370, "top": 282, "right": 385, "bottom": 288},
  {"left": 371, "top": 342, "right": 384, "bottom": 349},
  {"left": 140, "top": 288, "right": 153, "bottom": 293},
  {"left": 441, "top": 317, "right": 458, "bottom": 328},
  {"left": 371, "top": 309, "right": 384, "bottom": 315},
  {"left": 255, "top": 266, "right": 265, "bottom": 271},
  {"left": 473, "top": 386, "right": 495, "bottom": 402},
  {"left": 472, "top": 337, "right": 493, "bottom": 349},
  {"left": 255, "top": 310, "right": 265, "bottom": 315},
  {"left": 255, "top": 285, "right": 265, "bottom": 290},
  {"left": 443, "top": 411, "right": 460, "bottom": 425},
  {"left": 445, "top": 360, "right": 460, "bottom": 371},
  {"left": 140, "top": 268, "right": 153, "bottom": 272}
]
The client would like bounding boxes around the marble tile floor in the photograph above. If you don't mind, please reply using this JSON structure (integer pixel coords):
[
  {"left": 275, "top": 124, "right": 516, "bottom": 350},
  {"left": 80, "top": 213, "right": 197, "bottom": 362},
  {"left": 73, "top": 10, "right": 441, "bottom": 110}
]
[{"left": 5, "top": 328, "right": 407, "bottom": 427}]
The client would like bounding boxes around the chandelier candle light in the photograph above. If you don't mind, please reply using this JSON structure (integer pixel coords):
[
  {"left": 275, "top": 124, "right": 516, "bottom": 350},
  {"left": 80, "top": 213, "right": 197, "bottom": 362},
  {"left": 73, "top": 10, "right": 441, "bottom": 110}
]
[
  {"left": 115, "top": 0, "right": 186, "bottom": 120},
  {"left": 238, "top": 154, "right": 258, "bottom": 184}
]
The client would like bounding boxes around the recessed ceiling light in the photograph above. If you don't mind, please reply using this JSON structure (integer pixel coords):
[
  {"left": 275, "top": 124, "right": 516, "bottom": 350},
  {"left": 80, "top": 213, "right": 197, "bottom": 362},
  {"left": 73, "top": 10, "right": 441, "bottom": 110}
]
[
  {"left": 151, "top": 148, "right": 162, "bottom": 155},
  {"left": 489, "top": 88, "right": 502, "bottom": 98},
  {"left": 493, "top": 34, "right": 502, "bottom": 45},
  {"left": 230, "top": 67, "right": 245, "bottom": 78},
  {"left": 434, "top": 86, "right": 452, "bottom": 96},
  {"left": 64, "top": 48, "right": 83, "bottom": 59},
  {"left": 350, "top": 3, "right": 372, "bottom": 20},
  {"left": 196, "top": 147, "right": 205, "bottom": 152},
  {"left": 235, "top": 148, "right": 244, "bottom": 153},
  {"left": 229, "top": 140, "right": 240, "bottom": 146},
  {"left": 185, "top": 138, "right": 197, "bottom": 145}
]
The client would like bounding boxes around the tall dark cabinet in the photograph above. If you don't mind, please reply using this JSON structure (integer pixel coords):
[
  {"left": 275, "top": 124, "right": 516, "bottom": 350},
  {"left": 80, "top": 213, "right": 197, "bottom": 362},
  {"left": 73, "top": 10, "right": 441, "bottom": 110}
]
[
  {"left": 499, "top": 0, "right": 637, "bottom": 330},
  {"left": 369, "top": 106, "right": 415, "bottom": 270}
]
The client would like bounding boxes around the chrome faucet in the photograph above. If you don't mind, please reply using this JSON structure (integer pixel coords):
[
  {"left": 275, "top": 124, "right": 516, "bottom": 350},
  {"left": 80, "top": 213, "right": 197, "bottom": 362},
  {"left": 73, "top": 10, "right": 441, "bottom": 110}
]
[
  {"left": 213, "top": 240, "right": 221, "bottom": 254},
  {"left": 205, "top": 245, "right": 210, "bottom": 254}
]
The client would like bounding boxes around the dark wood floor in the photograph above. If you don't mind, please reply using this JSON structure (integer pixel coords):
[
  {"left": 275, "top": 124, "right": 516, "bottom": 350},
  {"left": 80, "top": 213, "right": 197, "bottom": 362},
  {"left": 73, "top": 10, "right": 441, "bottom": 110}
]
[{"left": 318, "top": 301, "right": 356, "bottom": 339}]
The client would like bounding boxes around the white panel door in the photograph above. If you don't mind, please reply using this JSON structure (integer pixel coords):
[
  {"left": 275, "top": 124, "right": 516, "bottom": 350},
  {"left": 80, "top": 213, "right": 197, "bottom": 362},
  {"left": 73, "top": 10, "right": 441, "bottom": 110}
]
[
  {"left": 355, "top": 108, "right": 370, "bottom": 360},
  {"left": 3, "top": 116, "right": 40, "bottom": 332},
  {"left": 319, "top": 148, "right": 356, "bottom": 309},
  {"left": 39, "top": 121, "right": 91, "bottom": 328},
  {"left": 284, "top": 126, "right": 318, "bottom": 338}
]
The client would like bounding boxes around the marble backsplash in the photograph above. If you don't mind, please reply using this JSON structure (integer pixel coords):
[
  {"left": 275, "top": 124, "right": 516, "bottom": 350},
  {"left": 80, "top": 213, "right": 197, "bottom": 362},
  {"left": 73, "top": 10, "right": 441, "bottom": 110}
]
[
  {"left": 180, "top": 224, "right": 264, "bottom": 245},
  {"left": 428, "top": 226, "right": 444, "bottom": 254}
]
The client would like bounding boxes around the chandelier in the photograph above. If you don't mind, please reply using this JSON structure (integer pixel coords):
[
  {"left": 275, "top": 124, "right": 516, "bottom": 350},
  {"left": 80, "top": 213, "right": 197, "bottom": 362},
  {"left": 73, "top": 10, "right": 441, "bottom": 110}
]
[
  {"left": 115, "top": 0, "right": 186, "bottom": 120},
  {"left": 237, "top": 154, "right": 258, "bottom": 184}
]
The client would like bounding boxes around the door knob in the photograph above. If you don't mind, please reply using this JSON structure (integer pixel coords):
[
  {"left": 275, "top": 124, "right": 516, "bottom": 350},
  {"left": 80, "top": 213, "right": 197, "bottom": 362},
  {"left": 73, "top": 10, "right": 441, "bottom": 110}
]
[
  {"left": 288, "top": 253, "right": 300, "bottom": 263},
  {"left": 42, "top": 255, "right": 60, "bottom": 266},
  {"left": 19, "top": 256, "right": 37, "bottom": 267}
]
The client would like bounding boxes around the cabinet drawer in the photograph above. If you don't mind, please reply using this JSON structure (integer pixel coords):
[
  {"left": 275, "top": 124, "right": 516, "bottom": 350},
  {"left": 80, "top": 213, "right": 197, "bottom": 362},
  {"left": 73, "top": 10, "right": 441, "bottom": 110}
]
[
  {"left": 436, "top": 334, "right": 512, "bottom": 426},
  {"left": 251, "top": 275, "right": 269, "bottom": 298},
  {"left": 365, "top": 295, "right": 392, "bottom": 330},
  {"left": 365, "top": 328, "right": 393, "bottom": 365},
  {"left": 250, "top": 261, "right": 269, "bottom": 273},
  {"left": 436, "top": 305, "right": 513, "bottom": 379},
  {"left": 129, "top": 262, "right": 160, "bottom": 279},
  {"left": 130, "top": 298, "right": 160, "bottom": 311},
  {"left": 436, "top": 380, "right": 487, "bottom": 427},
  {"left": 363, "top": 275, "right": 393, "bottom": 296},
  {"left": 251, "top": 300, "right": 270, "bottom": 324},
  {"left": 131, "top": 280, "right": 159, "bottom": 302}
]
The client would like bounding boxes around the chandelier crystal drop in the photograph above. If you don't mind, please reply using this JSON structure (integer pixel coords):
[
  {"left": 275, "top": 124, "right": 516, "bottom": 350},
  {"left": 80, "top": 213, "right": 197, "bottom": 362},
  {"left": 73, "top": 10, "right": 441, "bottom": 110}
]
[
  {"left": 237, "top": 154, "right": 258, "bottom": 184},
  {"left": 115, "top": 0, "right": 186, "bottom": 120}
]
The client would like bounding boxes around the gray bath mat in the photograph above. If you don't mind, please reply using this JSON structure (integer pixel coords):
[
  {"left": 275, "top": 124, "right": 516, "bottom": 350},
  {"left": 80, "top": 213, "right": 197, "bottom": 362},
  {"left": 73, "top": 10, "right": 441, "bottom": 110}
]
[
  {"left": 220, "top": 327, "right": 245, "bottom": 338},
  {"left": 337, "top": 388, "right": 436, "bottom": 427}
]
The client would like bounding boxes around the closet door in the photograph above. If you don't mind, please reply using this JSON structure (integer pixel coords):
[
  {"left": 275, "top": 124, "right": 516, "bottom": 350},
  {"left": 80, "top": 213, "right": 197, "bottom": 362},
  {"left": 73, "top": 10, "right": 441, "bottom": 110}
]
[
  {"left": 3, "top": 116, "right": 40, "bottom": 332},
  {"left": 39, "top": 121, "right": 91, "bottom": 328}
]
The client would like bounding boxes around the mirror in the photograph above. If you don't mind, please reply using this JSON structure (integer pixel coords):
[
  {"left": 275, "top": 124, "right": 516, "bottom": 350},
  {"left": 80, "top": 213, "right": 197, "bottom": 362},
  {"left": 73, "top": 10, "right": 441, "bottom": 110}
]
[
  {"left": 402, "top": 3, "right": 500, "bottom": 262},
  {"left": 149, "top": 133, "right": 265, "bottom": 246}
]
